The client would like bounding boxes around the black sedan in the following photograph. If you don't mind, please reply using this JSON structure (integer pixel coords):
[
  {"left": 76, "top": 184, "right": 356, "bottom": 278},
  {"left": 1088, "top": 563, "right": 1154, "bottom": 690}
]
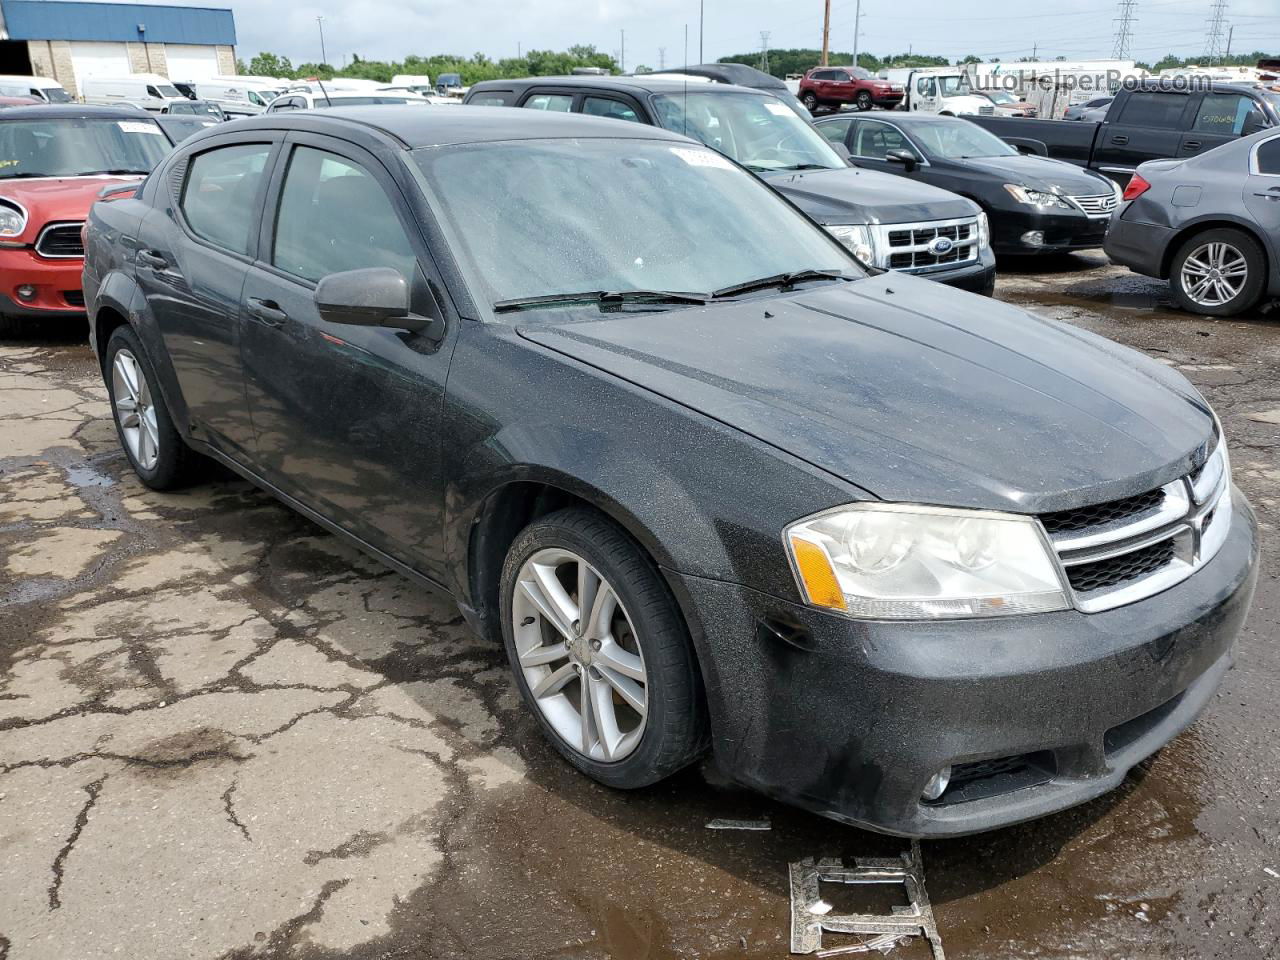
[
  {"left": 82, "top": 107, "right": 1256, "bottom": 837},
  {"left": 814, "top": 112, "right": 1123, "bottom": 255},
  {"left": 1105, "top": 127, "right": 1280, "bottom": 316}
]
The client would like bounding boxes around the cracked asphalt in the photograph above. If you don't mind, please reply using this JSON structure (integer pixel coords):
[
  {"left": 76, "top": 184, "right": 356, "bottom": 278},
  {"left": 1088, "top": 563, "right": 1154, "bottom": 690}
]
[{"left": 1, "top": 254, "right": 1277, "bottom": 960}]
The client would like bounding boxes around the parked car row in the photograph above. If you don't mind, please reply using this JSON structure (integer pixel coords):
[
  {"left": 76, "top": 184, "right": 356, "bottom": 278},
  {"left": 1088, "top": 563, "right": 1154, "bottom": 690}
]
[{"left": 76, "top": 104, "right": 1258, "bottom": 838}]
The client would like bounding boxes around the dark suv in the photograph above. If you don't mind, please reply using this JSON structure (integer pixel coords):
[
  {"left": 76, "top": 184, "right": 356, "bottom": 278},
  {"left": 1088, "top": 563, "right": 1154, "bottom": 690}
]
[
  {"left": 799, "top": 66, "right": 904, "bottom": 113},
  {"left": 465, "top": 75, "right": 995, "bottom": 293},
  {"left": 84, "top": 107, "right": 1257, "bottom": 837}
]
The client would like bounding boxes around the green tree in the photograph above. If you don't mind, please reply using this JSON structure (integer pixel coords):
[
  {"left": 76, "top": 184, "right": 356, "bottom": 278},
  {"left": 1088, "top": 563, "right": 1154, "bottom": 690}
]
[{"left": 247, "top": 51, "right": 294, "bottom": 77}]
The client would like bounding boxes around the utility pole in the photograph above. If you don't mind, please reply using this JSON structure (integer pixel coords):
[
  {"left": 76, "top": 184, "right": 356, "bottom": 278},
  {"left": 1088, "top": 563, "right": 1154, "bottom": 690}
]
[
  {"left": 759, "top": 31, "right": 771, "bottom": 74},
  {"left": 699, "top": 0, "right": 704, "bottom": 64},
  {"left": 852, "top": 0, "right": 861, "bottom": 69},
  {"left": 316, "top": 16, "right": 327, "bottom": 67},
  {"left": 1112, "top": 0, "right": 1137, "bottom": 60},
  {"left": 620, "top": 29, "right": 626, "bottom": 73},
  {"left": 821, "top": 0, "right": 831, "bottom": 66},
  {"left": 658, "top": 47, "right": 666, "bottom": 70},
  {"left": 1204, "top": 0, "right": 1229, "bottom": 65},
  {"left": 1225, "top": 24, "right": 1234, "bottom": 60}
]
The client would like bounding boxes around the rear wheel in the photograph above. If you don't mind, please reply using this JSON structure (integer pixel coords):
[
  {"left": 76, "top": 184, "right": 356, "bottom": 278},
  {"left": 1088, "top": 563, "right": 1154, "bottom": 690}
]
[
  {"left": 499, "top": 507, "right": 707, "bottom": 789},
  {"left": 105, "top": 325, "right": 204, "bottom": 489},
  {"left": 855, "top": 90, "right": 873, "bottom": 111},
  {"left": 1169, "top": 228, "right": 1266, "bottom": 317}
]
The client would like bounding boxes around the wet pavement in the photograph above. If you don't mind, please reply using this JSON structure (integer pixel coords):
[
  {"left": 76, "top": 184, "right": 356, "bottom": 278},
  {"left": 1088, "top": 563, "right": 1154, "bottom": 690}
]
[{"left": 1, "top": 254, "right": 1278, "bottom": 960}]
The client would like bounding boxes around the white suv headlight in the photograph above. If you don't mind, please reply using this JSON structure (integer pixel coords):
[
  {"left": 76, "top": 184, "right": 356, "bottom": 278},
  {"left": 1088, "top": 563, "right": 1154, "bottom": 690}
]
[
  {"left": 784, "top": 503, "right": 1069, "bottom": 619},
  {"left": 825, "top": 223, "right": 878, "bottom": 267}
]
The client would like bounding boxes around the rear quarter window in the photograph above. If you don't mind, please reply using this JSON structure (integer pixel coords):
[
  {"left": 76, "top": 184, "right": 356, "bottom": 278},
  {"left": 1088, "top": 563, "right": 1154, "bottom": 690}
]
[
  {"left": 470, "top": 91, "right": 513, "bottom": 106},
  {"left": 1256, "top": 137, "right": 1280, "bottom": 175}
]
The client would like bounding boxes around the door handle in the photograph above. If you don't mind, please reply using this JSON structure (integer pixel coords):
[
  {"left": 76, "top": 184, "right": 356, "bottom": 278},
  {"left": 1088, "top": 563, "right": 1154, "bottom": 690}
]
[
  {"left": 1254, "top": 191, "right": 1280, "bottom": 200},
  {"left": 246, "top": 297, "right": 287, "bottom": 327},
  {"left": 1110, "top": 135, "right": 1129, "bottom": 144},
  {"left": 1183, "top": 139, "right": 1202, "bottom": 150},
  {"left": 137, "top": 249, "right": 168, "bottom": 269}
]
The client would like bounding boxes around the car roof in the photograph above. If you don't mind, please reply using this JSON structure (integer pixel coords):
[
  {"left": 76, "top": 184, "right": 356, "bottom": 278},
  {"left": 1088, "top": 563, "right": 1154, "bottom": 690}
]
[
  {"left": 230, "top": 104, "right": 692, "bottom": 148},
  {"left": 663, "top": 63, "right": 788, "bottom": 90},
  {"left": 0, "top": 104, "right": 151, "bottom": 121},
  {"left": 468, "top": 74, "right": 774, "bottom": 98}
]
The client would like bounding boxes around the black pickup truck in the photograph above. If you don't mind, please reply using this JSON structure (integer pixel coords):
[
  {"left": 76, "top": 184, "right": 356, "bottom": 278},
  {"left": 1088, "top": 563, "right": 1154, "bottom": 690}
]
[{"left": 971, "top": 82, "right": 1279, "bottom": 181}]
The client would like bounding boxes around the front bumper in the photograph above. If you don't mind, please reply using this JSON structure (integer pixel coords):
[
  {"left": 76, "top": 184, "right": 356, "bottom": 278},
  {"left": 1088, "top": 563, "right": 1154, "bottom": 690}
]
[
  {"left": 894, "top": 246, "right": 996, "bottom": 296},
  {"left": 990, "top": 205, "right": 1111, "bottom": 255},
  {"left": 1103, "top": 211, "right": 1173, "bottom": 278},
  {"left": 0, "top": 246, "right": 85, "bottom": 317},
  {"left": 668, "top": 489, "right": 1258, "bottom": 837}
]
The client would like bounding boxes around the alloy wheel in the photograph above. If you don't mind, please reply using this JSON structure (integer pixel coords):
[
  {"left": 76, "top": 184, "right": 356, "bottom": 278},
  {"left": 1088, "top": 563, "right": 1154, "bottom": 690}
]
[
  {"left": 1180, "top": 241, "right": 1248, "bottom": 307},
  {"left": 111, "top": 349, "right": 160, "bottom": 471},
  {"left": 512, "top": 548, "right": 648, "bottom": 762}
]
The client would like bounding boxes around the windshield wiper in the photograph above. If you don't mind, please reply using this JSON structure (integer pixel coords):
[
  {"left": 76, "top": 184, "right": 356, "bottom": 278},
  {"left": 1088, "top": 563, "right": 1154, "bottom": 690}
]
[
  {"left": 776, "top": 163, "right": 832, "bottom": 171},
  {"left": 74, "top": 169, "right": 152, "bottom": 176},
  {"left": 0, "top": 172, "right": 60, "bottom": 179},
  {"left": 711, "top": 269, "right": 850, "bottom": 299},
  {"left": 493, "top": 289, "right": 709, "bottom": 313}
]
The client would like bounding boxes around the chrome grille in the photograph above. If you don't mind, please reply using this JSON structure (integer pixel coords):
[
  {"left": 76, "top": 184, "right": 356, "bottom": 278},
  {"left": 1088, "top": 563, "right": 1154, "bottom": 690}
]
[
  {"left": 1067, "top": 192, "right": 1120, "bottom": 219},
  {"left": 978, "top": 105, "right": 995, "bottom": 116},
  {"left": 35, "top": 222, "right": 84, "bottom": 259},
  {"left": 878, "top": 216, "right": 980, "bottom": 273},
  {"left": 1042, "top": 440, "right": 1231, "bottom": 613}
]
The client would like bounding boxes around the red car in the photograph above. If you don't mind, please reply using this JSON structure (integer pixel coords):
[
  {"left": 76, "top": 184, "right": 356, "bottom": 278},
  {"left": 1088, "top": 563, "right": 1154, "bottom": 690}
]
[
  {"left": 798, "top": 66, "right": 904, "bottom": 113},
  {"left": 0, "top": 106, "right": 170, "bottom": 336}
]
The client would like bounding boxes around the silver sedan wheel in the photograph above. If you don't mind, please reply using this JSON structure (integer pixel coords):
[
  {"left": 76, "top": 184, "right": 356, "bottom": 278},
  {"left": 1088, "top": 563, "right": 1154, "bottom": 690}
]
[
  {"left": 1180, "top": 241, "right": 1249, "bottom": 307},
  {"left": 111, "top": 349, "right": 160, "bottom": 471},
  {"left": 512, "top": 548, "right": 648, "bottom": 762}
]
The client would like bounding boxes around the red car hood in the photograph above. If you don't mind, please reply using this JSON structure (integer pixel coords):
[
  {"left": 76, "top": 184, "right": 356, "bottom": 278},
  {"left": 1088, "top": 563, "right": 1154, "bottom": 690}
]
[{"left": 0, "top": 175, "right": 143, "bottom": 245}]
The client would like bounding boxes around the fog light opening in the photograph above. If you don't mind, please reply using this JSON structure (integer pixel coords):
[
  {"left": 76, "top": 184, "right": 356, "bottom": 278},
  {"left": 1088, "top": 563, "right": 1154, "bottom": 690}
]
[
  {"left": 922, "top": 765, "right": 952, "bottom": 802},
  {"left": 1021, "top": 230, "right": 1045, "bottom": 248},
  {"left": 15, "top": 284, "right": 35, "bottom": 301}
]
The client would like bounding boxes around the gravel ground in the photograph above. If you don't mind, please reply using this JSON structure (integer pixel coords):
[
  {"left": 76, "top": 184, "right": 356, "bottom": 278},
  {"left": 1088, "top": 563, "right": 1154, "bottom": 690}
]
[{"left": 0, "top": 253, "right": 1277, "bottom": 960}]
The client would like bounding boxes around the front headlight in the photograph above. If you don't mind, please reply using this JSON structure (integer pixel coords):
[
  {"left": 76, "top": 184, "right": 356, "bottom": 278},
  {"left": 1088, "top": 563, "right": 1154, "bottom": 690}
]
[
  {"left": 784, "top": 503, "right": 1069, "bottom": 619},
  {"left": 826, "top": 223, "right": 878, "bottom": 267},
  {"left": 0, "top": 202, "right": 26, "bottom": 239},
  {"left": 976, "top": 210, "right": 990, "bottom": 250},
  {"left": 1003, "top": 184, "right": 1074, "bottom": 211}
]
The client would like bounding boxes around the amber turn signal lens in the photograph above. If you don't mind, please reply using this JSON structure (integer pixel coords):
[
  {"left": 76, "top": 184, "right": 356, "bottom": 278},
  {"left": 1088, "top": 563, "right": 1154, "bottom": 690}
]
[{"left": 789, "top": 536, "right": 848, "bottom": 611}]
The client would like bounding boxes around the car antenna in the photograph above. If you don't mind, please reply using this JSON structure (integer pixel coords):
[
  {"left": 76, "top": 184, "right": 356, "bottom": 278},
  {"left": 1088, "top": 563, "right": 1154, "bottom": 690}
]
[{"left": 315, "top": 76, "right": 333, "bottom": 106}]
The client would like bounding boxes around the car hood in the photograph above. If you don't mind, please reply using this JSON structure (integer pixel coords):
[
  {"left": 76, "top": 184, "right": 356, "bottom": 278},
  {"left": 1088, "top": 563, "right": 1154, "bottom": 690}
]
[
  {"left": 517, "top": 273, "right": 1213, "bottom": 513},
  {"left": 959, "top": 154, "right": 1112, "bottom": 195},
  {"left": 0, "top": 175, "right": 143, "bottom": 244},
  {"left": 762, "top": 166, "right": 978, "bottom": 225}
]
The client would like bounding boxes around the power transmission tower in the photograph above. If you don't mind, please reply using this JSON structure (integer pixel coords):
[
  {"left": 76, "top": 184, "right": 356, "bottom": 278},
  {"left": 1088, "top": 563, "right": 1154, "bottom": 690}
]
[
  {"left": 1204, "top": 0, "right": 1229, "bottom": 65},
  {"left": 658, "top": 47, "right": 666, "bottom": 70},
  {"left": 760, "top": 31, "right": 771, "bottom": 74},
  {"left": 1112, "top": 0, "right": 1137, "bottom": 60}
]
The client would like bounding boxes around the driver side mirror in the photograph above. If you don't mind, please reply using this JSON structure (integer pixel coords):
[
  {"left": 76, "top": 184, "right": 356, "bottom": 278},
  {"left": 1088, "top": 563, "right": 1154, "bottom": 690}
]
[
  {"left": 885, "top": 148, "right": 919, "bottom": 172},
  {"left": 315, "top": 267, "right": 440, "bottom": 338},
  {"left": 830, "top": 141, "right": 853, "bottom": 163}
]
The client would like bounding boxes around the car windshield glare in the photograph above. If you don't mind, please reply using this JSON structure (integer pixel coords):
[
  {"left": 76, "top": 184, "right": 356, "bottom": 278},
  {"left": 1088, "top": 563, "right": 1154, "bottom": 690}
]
[
  {"left": 0, "top": 117, "right": 169, "bottom": 178},
  {"left": 651, "top": 91, "right": 845, "bottom": 172},
  {"left": 412, "top": 138, "right": 860, "bottom": 312},
  {"left": 912, "top": 120, "right": 1016, "bottom": 158}
]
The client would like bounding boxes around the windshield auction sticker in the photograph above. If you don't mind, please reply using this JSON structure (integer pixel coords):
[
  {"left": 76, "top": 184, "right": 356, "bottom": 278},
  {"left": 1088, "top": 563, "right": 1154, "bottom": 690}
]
[
  {"left": 669, "top": 147, "right": 735, "bottom": 170},
  {"left": 118, "top": 121, "right": 164, "bottom": 134}
]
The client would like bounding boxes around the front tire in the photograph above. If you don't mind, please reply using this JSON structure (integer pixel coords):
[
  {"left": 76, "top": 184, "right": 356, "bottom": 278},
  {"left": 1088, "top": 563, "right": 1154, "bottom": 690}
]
[
  {"left": 104, "top": 325, "right": 204, "bottom": 489},
  {"left": 1169, "top": 228, "right": 1266, "bottom": 317},
  {"left": 499, "top": 507, "right": 707, "bottom": 789},
  {"left": 855, "top": 90, "right": 873, "bottom": 111},
  {"left": 801, "top": 92, "right": 819, "bottom": 113}
]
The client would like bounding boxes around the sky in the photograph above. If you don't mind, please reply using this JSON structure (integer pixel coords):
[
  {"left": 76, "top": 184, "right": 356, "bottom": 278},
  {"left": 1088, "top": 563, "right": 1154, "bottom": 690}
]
[{"left": 132, "top": 0, "right": 1280, "bottom": 69}]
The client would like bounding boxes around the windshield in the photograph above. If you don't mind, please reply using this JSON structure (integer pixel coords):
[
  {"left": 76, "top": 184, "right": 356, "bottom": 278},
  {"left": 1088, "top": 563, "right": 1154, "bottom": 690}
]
[
  {"left": 0, "top": 118, "right": 169, "bottom": 178},
  {"left": 155, "top": 83, "right": 182, "bottom": 98},
  {"left": 439, "top": 74, "right": 461, "bottom": 86},
  {"left": 42, "top": 87, "right": 72, "bottom": 103},
  {"left": 983, "top": 90, "right": 1016, "bottom": 104},
  {"left": 911, "top": 120, "right": 1015, "bottom": 158},
  {"left": 938, "top": 76, "right": 973, "bottom": 96},
  {"left": 412, "top": 138, "right": 859, "bottom": 311},
  {"left": 651, "top": 91, "right": 845, "bottom": 172}
]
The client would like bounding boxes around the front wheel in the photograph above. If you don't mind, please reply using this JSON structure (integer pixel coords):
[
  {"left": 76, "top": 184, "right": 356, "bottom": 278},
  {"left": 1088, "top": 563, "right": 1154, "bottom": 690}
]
[
  {"left": 855, "top": 90, "right": 873, "bottom": 111},
  {"left": 1169, "top": 228, "right": 1266, "bottom": 317},
  {"left": 499, "top": 507, "right": 707, "bottom": 789},
  {"left": 801, "top": 92, "right": 819, "bottom": 112}
]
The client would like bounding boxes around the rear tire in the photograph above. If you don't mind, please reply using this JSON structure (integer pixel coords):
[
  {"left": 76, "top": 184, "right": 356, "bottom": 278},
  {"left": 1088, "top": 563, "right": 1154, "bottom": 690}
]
[
  {"left": 1169, "top": 227, "right": 1266, "bottom": 317},
  {"left": 499, "top": 507, "right": 707, "bottom": 790},
  {"left": 856, "top": 90, "right": 873, "bottom": 111},
  {"left": 104, "top": 325, "right": 205, "bottom": 490}
]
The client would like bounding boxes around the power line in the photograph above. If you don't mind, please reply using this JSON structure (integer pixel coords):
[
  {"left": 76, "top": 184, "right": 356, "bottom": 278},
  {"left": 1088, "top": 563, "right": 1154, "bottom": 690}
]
[
  {"left": 1204, "top": 0, "right": 1229, "bottom": 64},
  {"left": 1113, "top": 0, "right": 1138, "bottom": 59}
]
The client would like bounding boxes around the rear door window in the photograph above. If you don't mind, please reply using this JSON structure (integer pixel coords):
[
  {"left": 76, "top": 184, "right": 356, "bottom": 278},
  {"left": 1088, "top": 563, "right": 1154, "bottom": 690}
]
[
  {"left": 180, "top": 143, "right": 273, "bottom": 256},
  {"left": 524, "top": 94, "right": 574, "bottom": 112},
  {"left": 1193, "top": 93, "right": 1264, "bottom": 135},
  {"left": 1114, "top": 92, "right": 1189, "bottom": 129},
  {"left": 581, "top": 96, "right": 641, "bottom": 123}
]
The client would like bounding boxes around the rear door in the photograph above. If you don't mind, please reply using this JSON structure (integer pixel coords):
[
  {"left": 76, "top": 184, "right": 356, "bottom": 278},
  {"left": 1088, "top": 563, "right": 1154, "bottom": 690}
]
[
  {"left": 238, "top": 133, "right": 458, "bottom": 579},
  {"left": 134, "top": 132, "right": 281, "bottom": 458},
  {"left": 1091, "top": 90, "right": 1192, "bottom": 174},
  {"left": 1179, "top": 91, "right": 1270, "bottom": 159},
  {"left": 1244, "top": 134, "right": 1280, "bottom": 262}
]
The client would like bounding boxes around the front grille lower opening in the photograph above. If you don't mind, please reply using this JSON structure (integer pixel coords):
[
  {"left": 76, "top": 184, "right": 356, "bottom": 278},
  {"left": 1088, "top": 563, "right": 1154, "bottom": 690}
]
[
  {"left": 1104, "top": 689, "right": 1187, "bottom": 756},
  {"left": 924, "top": 751, "right": 1056, "bottom": 806},
  {"left": 1066, "top": 538, "right": 1175, "bottom": 593}
]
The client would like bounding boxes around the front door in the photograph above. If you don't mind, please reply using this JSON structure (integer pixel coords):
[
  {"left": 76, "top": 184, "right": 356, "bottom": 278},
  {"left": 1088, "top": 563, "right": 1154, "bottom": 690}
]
[
  {"left": 238, "top": 133, "right": 458, "bottom": 580},
  {"left": 133, "top": 135, "right": 279, "bottom": 457},
  {"left": 913, "top": 76, "right": 939, "bottom": 113}
]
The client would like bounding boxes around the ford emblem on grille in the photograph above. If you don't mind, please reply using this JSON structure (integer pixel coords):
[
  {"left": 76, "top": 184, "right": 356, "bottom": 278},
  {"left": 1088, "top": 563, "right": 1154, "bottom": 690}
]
[{"left": 927, "top": 236, "right": 954, "bottom": 256}]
